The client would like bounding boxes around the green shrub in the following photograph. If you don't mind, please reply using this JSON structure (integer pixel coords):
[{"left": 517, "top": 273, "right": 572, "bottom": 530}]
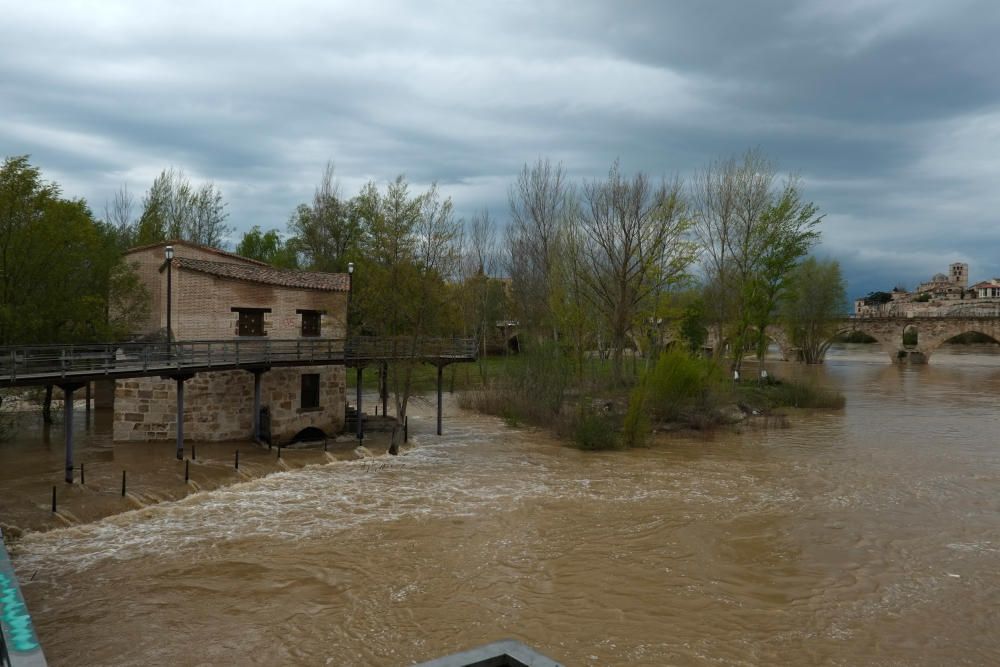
[
  {"left": 738, "top": 379, "right": 845, "bottom": 409},
  {"left": 620, "top": 380, "right": 651, "bottom": 448},
  {"left": 573, "top": 409, "right": 621, "bottom": 450},
  {"left": 645, "top": 348, "right": 727, "bottom": 421}
]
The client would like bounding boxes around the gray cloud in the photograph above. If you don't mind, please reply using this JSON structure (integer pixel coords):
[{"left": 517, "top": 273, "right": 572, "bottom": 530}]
[{"left": 2, "top": 0, "right": 1000, "bottom": 298}]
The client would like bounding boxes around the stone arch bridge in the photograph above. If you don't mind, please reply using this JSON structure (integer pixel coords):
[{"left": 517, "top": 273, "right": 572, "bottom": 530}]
[{"left": 707, "top": 316, "right": 1000, "bottom": 364}]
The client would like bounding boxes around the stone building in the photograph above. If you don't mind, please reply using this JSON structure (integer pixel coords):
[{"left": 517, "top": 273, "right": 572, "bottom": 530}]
[
  {"left": 913, "top": 262, "right": 968, "bottom": 299},
  {"left": 109, "top": 240, "right": 350, "bottom": 443},
  {"left": 971, "top": 279, "right": 1000, "bottom": 299}
]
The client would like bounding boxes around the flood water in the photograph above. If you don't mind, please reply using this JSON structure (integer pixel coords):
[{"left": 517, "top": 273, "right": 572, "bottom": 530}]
[{"left": 6, "top": 343, "right": 1000, "bottom": 665}]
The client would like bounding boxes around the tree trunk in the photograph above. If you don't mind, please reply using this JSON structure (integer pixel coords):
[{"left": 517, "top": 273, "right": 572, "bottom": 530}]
[{"left": 42, "top": 384, "right": 53, "bottom": 424}]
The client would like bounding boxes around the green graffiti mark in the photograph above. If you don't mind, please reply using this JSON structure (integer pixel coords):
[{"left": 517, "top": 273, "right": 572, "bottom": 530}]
[{"left": 0, "top": 571, "right": 40, "bottom": 652}]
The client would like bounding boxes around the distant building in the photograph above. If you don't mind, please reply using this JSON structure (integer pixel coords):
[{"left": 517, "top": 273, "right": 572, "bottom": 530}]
[
  {"left": 108, "top": 240, "right": 350, "bottom": 443},
  {"left": 913, "top": 262, "right": 968, "bottom": 299},
  {"left": 854, "top": 262, "right": 986, "bottom": 317},
  {"left": 971, "top": 279, "right": 1000, "bottom": 299}
]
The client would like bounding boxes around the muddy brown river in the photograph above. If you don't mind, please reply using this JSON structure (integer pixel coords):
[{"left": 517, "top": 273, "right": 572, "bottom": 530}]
[{"left": 5, "top": 344, "right": 1000, "bottom": 665}]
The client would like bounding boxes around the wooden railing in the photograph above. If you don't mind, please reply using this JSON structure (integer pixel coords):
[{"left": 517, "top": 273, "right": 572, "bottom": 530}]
[
  {"left": 0, "top": 337, "right": 476, "bottom": 386},
  {"left": 345, "top": 336, "right": 479, "bottom": 362}
]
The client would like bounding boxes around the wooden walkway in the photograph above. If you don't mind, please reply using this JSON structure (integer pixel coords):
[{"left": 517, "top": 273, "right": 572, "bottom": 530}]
[
  {"left": 0, "top": 336, "right": 477, "bottom": 387},
  {"left": 1, "top": 336, "right": 477, "bottom": 483}
]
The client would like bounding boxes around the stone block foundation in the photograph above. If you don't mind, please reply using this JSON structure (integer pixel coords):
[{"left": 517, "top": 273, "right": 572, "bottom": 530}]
[{"left": 113, "top": 366, "right": 346, "bottom": 442}]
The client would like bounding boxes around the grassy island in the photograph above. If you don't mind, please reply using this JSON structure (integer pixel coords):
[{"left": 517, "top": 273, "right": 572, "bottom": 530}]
[{"left": 456, "top": 347, "right": 845, "bottom": 451}]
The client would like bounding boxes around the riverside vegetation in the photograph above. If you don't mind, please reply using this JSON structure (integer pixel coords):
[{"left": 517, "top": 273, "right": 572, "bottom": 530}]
[
  {"left": 456, "top": 346, "right": 845, "bottom": 451},
  {"left": 3, "top": 147, "right": 849, "bottom": 441}
]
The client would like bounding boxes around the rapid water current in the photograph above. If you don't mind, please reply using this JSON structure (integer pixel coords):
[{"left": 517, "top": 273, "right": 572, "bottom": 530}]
[{"left": 6, "top": 343, "right": 1000, "bottom": 665}]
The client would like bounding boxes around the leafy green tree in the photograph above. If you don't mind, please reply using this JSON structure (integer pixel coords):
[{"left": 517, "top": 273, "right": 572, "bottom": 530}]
[
  {"left": 781, "top": 257, "right": 846, "bottom": 363},
  {"left": 352, "top": 177, "right": 461, "bottom": 430},
  {"left": 0, "top": 156, "right": 149, "bottom": 421},
  {"left": 678, "top": 296, "right": 708, "bottom": 353},
  {"left": 864, "top": 291, "right": 893, "bottom": 305},
  {"left": 0, "top": 156, "right": 150, "bottom": 345},
  {"left": 287, "top": 162, "right": 361, "bottom": 272},
  {"left": 745, "top": 183, "right": 822, "bottom": 376},
  {"left": 693, "top": 150, "right": 820, "bottom": 372},
  {"left": 235, "top": 226, "right": 299, "bottom": 267},
  {"left": 136, "top": 167, "right": 230, "bottom": 247}
]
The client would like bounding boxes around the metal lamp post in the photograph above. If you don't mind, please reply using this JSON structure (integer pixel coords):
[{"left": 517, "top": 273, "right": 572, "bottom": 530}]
[
  {"left": 347, "top": 262, "right": 356, "bottom": 343},
  {"left": 165, "top": 245, "right": 174, "bottom": 342},
  {"left": 348, "top": 262, "right": 362, "bottom": 441}
]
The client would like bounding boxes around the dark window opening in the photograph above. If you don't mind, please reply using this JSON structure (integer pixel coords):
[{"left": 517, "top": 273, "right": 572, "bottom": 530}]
[
  {"left": 234, "top": 308, "right": 266, "bottom": 337},
  {"left": 300, "top": 310, "right": 321, "bottom": 337},
  {"left": 301, "top": 373, "right": 320, "bottom": 409}
]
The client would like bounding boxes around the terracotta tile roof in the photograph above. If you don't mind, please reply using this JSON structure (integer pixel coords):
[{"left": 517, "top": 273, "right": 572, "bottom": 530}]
[
  {"left": 170, "top": 257, "right": 350, "bottom": 292},
  {"left": 125, "top": 239, "right": 270, "bottom": 267}
]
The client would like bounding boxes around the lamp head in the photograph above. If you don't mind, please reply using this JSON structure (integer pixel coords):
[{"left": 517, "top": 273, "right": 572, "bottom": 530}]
[
  {"left": 165, "top": 245, "right": 174, "bottom": 260},
  {"left": 347, "top": 262, "right": 354, "bottom": 275}
]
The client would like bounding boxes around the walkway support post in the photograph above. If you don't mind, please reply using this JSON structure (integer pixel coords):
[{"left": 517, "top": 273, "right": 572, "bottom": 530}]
[
  {"left": 356, "top": 366, "right": 363, "bottom": 441},
  {"left": 380, "top": 361, "right": 388, "bottom": 417},
  {"left": 252, "top": 369, "right": 263, "bottom": 441},
  {"left": 63, "top": 385, "right": 75, "bottom": 483},
  {"left": 436, "top": 364, "right": 443, "bottom": 436},
  {"left": 176, "top": 377, "right": 185, "bottom": 460}
]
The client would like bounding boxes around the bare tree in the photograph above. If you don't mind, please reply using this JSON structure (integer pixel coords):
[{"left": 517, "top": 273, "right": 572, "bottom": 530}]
[
  {"left": 460, "top": 209, "right": 509, "bottom": 368},
  {"left": 579, "top": 162, "right": 696, "bottom": 383},
  {"left": 506, "top": 158, "right": 571, "bottom": 342},
  {"left": 104, "top": 184, "right": 136, "bottom": 248},
  {"left": 693, "top": 149, "right": 820, "bottom": 372}
]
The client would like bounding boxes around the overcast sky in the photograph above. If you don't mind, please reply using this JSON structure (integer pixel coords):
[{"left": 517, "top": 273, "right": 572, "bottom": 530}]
[{"left": 3, "top": 0, "right": 1000, "bottom": 297}]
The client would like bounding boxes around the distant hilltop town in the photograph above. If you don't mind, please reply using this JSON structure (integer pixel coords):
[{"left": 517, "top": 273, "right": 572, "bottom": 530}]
[{"left": 855, "top": 263, "right": 1000, "bottom": 317}]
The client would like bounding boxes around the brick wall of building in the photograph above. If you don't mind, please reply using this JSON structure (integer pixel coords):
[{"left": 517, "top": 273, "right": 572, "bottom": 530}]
[
  {"left": 114, "top": 365, "right": 346, "bottom": 442},
  {"left": 169, "top": 270, "right": 348, "bottom": 340},
  {"left": 124, "top": 241, "right": 265, "bottom": 338}
]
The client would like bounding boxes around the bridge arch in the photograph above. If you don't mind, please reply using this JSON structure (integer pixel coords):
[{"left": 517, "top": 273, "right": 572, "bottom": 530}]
[
  {"left": 826, "top": 324, "right": 900, "bottom": 364},
  {"left": 912, "top": 325, "right": 1000, "bottom": 362}
]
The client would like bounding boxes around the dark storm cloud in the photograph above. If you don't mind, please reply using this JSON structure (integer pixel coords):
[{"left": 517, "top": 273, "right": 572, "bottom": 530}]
[{"left": 2, "top": 0, "right": 999, "bottom": 297}]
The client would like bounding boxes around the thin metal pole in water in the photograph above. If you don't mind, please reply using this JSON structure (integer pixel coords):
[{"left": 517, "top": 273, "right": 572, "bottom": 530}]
[
  {"left": 191, "top": 443, "right": 196, "bottom": 460},
  {"left": 235, "top": 449, "right": 240, "bottom": 470},
  {"left": 381, "top": 362, "right": 388, "bottom": 417},
  {"left": 63, "top": 385, "right": 74, "bottom": 483},
  {"left": 80, "top": 462, "right": 85, "bottom": 485},
  {"left": 185, "top": 459, "right": 190, "bottom": 483},
  {"left": 51, "top": 486, "right": 56, "bottom": 513},
  {"left": 356, "top": 366, "right": 363, "bottom": 441},
  {"left": 277, "top": 445, "right": 282, "bottom": 459},
  {"left": 121, "top": 470, "right": 126, "bottom": 497},
  {"left": 404, "top": 415, "right": 408, "bottom": 443},
  {"left": 175, "top": 377, "right": 185, "bottom": 460}
]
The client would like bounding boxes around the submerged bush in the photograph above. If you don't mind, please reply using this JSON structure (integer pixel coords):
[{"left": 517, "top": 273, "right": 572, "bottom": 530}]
[
  {"left": 746, "top": 379, "right": 845, "bottom": 409},
  {"left": 457, "top": 342, "right": 573, "bottom": 427},
  {"left": 573, "top": 408, "right": 621, "bottom": 450},
  {"left": 645, "top": 348, "right": 726, "bottom": 422},
  {"left": 620, "top": 381, "right": 651, "bottom": 448}
]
